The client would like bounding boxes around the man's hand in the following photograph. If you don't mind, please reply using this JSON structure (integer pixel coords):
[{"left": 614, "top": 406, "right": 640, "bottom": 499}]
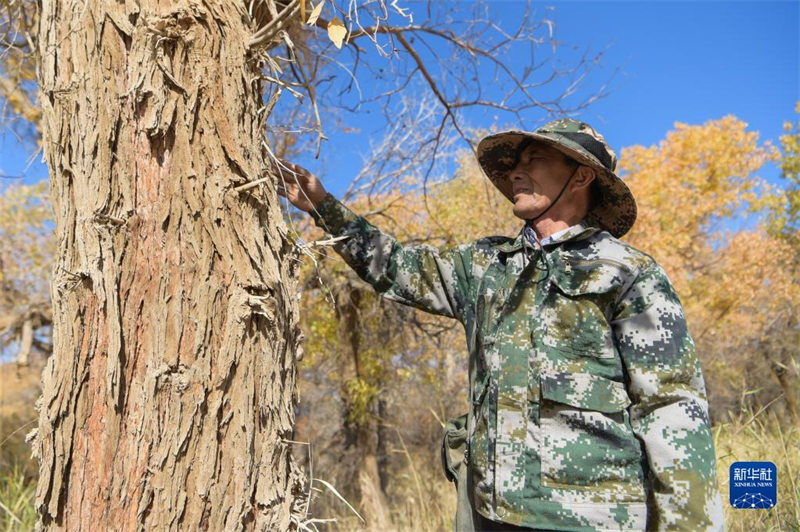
[{"left": 275, "top": 160, "right": 328, "bottom": 212}]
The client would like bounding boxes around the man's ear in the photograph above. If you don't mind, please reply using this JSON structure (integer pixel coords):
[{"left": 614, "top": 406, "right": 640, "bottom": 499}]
[{"left": 572, "top": 166, "right": 596, "bottom": 190}]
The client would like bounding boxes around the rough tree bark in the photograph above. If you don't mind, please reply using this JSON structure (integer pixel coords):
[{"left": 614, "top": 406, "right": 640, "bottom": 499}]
[{"left": 33, "top": 1, "right": 303, "bottom": 529}]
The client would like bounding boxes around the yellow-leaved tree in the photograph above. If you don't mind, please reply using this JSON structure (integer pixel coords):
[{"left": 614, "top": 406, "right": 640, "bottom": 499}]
[
  {"left": 0, "top": 181, "right": 54, "bottom": 364},
  {"left": 621, "top": 116, "right": 798, "bottom": 422},
  {"left": 771, "top": 102, "right": 800, "bottom": 245}
]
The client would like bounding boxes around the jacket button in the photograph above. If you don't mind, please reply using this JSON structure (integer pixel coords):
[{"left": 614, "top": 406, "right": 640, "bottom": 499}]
[{"left": 496, "top": 506, "right": 507, "bottom": 518}]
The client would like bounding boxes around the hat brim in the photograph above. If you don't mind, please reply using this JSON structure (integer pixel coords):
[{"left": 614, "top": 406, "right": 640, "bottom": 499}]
[{"left": 476, "top": 130, "right": 637, "bottom": 238}]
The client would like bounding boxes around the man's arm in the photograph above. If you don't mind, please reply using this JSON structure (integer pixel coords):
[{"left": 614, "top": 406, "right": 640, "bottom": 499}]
[
  {"left": 612, "top": 262, "right": 724, "bottom": 531},
  {"left": 276, "top": 161, "right": 472, "bottom": 320}
]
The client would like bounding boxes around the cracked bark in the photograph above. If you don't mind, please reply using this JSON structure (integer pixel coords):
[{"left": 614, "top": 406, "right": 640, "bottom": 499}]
[{"left": 33, "top": 1, "right": 303, "bottom": 529}]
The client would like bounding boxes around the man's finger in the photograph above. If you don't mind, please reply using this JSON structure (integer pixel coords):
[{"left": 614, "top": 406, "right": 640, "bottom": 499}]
[
  {"left": 280, "top": 169, "right": 301, "bottom": 182},
  {"left": 277, "top": 159, "right": 298, "bottom": 175},
  {"left": 278, "top": 159, "right": 310, "bottom": 180}
]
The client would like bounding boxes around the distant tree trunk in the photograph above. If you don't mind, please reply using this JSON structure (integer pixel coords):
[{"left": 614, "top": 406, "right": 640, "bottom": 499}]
[
  {"left": 16, "top": 317, "right": 33, "bottom": 365},
  {"left": 336, "top": 285, "right": 390, "bottom": 529},
  {"left": 765, "top": 317, "right": 800, "bottom": 423},
  {"left": 33, "top": 1, "right": 303, "bottom": 529},
  {"left": 376, "top": 393, "right": 390, "bottom": 495}
]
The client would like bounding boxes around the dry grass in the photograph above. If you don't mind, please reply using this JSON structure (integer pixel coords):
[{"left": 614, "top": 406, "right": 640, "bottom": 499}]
[
  {"left": 304, "top": 466, "right": 456, "bottom": 532},
  {"left": 716, "top": 408, "right": 800, "bottom": 531},
  {"left": 0, "top": 464, "right": 36, "bottom": 532}
]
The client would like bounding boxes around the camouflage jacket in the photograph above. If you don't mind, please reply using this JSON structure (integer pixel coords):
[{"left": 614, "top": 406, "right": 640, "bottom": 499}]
[{"left": 311, "top": 194, "right": 724, "bottom": 531}]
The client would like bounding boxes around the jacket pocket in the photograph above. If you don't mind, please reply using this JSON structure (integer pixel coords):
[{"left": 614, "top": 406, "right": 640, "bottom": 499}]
[
  {"left": 540, "top": 322, "right": 616, "bottom": 359},
  {"left": 539, "top": 287, "right": 617, "bottom": 360},
  {"left": 539, "top": 257, "right": 621, "bottom": 360},
  {"left": 539, "top": 371, "right": 645, "bottom": 501}
]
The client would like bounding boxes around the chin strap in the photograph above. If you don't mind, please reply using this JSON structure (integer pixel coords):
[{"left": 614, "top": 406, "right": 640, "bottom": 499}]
[{"left": 522, "top": 165, "right": 579, "bottom": 274}]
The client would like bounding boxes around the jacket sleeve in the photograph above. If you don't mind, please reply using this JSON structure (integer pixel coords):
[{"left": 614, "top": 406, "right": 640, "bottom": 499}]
[
  {"left": 611, "top": 262, "right": 724, "bottom": 531},
  {"left": 310, "top": 193, "right": 472, "bottom": 321}
]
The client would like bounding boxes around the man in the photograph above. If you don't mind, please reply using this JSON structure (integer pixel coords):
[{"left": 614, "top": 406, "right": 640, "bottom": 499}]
[{"left": 277, "top": 119, "right": 724, "bottom": 531}]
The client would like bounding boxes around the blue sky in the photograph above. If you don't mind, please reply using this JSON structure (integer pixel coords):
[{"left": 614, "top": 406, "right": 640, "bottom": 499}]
[
  {"left": 549, "top": 0, "right": 798, "bottom": 157},
  {"left": 1, "top": 0, "right": 798, "bottom": 197}
]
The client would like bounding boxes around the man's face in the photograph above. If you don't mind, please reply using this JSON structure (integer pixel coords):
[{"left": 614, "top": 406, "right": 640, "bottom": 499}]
[{"left": 509, "top": 141, "right": 576, "bottom": 220}]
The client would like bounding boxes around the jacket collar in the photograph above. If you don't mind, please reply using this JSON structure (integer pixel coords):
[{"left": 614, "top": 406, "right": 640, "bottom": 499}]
[{"left": 495, "top": 220, "right": 598, "bottom": 254}]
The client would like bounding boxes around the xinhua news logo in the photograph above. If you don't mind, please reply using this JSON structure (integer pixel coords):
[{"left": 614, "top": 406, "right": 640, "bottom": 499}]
[{"left": 729, "top": 461, "right": 777, "bottom": 509}]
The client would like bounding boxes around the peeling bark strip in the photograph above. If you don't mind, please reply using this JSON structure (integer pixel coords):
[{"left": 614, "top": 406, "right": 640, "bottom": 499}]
[{"left": 34, "top": 1, "right": 303, "bottom": 529}]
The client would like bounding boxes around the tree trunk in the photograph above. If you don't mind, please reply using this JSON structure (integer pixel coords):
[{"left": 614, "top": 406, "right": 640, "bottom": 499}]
[
  {"left": 768, "top": 318, "right": 800, "bottom": 424},
  {"left": 335, "top": 285, "right": 390, "bottom": 529},
  {"left": 16, "top": 317, "right": 33, "bottom": 365},
  {"left": 376, "top": 394, "right": 390, "bottom": 496},
  {"left": 33, "top": 1, "right": 303, "bottom": 529}
]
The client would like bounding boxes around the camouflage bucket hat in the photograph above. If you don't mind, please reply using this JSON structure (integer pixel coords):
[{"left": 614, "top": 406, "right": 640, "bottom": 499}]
[{"left": 476, "top": 118, "right": 637, "bottom": 238}]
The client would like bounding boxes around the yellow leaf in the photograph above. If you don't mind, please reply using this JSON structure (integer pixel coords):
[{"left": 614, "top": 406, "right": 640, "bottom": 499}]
[
  {"left": 327, "top": 16, "right": 347, "bottom": 49},
  {"left": 306, "top": 1, "right": 324, "bottom": 25}
]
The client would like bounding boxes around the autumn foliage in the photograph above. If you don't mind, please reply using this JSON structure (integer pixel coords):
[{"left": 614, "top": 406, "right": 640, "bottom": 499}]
[{"left": 621, "top": 116, "right": 798, "bottom": 421}]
